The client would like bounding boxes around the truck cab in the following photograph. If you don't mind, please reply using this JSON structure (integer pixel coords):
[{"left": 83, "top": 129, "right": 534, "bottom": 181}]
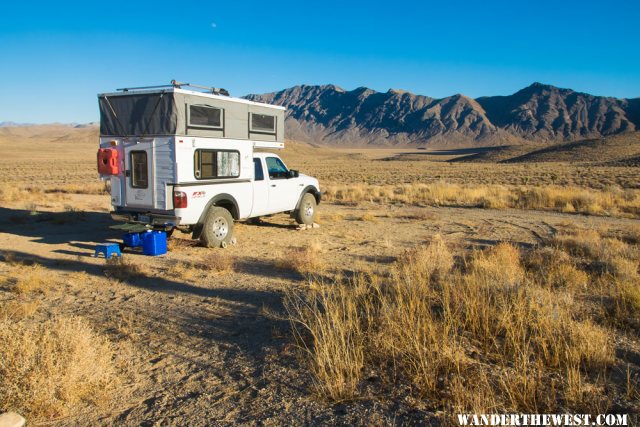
[{"left": 249, "top": 152, "right": 319, "bottom": 218}]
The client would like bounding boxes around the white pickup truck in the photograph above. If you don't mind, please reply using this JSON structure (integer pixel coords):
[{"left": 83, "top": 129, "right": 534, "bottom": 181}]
[{"left": 97, "top": 82, "right": 321, "bottom": 247}]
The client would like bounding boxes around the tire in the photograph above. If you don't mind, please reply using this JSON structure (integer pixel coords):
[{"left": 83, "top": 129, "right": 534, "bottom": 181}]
[
  {"left": 295, "top": 193, "right": 317, "bottom": 225},
  {"left": 200, "top": 206, "right": 234, "bottom": 248}
]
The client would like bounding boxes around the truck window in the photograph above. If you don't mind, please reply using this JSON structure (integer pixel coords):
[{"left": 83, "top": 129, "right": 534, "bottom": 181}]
[
  {"left": 194, "top": 150, "right": 240, "bottom": 179},
  {"left": 130, "top": 151, "right": 148, "bottom": 188},
  {"left": 189, "top": 105, "right": 223, "bottom": 129},
  {"left": 266, "top": 157, "right": 288, "bottom": 179},
  {"left": 250, "top": 113, "right": 276, "bottom": 134},
  {"left": 253, "top": 158, "right": 264, "bottom": 181}
]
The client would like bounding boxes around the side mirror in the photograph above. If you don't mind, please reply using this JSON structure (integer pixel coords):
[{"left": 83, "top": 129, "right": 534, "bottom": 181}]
[{"left": 287, "top": 170, "right": 299, "bottom": 178}]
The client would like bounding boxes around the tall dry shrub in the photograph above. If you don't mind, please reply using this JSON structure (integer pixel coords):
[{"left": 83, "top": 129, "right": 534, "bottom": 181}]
[
  {"left": 284, "top": 278, "right": 369, "bottom": 401},
  {"left": 377, "top": 238, "right": 472, "bottom": 401},
  {"left": 278, "top": 241, "right": 326, "bottom": 276},
  {"left": 525, "top": 247, "right": 589, "bottom": 290}
]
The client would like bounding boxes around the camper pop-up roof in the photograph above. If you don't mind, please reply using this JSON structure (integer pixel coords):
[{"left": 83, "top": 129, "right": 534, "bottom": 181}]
[{"left": 98, "top": 82, "right": 285, "bottom": 143}]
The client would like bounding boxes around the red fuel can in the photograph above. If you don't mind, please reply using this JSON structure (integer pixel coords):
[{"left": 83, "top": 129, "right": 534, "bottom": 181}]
[{"left": 97, "top": 148, "right": 120, "bottom": 175}]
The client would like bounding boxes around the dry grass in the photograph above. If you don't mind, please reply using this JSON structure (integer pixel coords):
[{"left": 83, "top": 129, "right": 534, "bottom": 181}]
[
  {"left": 278, "top": 241, "right": 326, "bottom": 276},
  {"left": 167, "top": 260, "right": 200, "bottom": 280},
  {"left": 524, "top": 247, "right": 589, "bottom": 290},
  {"left": 551, "top": 227, "right": 640, "bottom": 330},
  {"left": 355, "top": 213, "right": 378, "bottom": 222},
  {"left": 552, "top": 228, "right": 639, "bottom": 279},
  {"left": 42, "top": 181, "right": 109, "bottom": 195},
  {"left": 7, "top": 264, "right": 50, "bottom": 294},
  {"left": 285, "top": 277, "right": 368, "bottom": 400},
  {"left": 166, "top": 237, "right": 200, "bottom": 252},
  {"left": 0, "top": 186, "right": 73, "bottom": 207},
  {"left": 0, "top": 186, "right": 39, "bottom": 203},
  {"left": 285, "top": 237, "right": 619, "bottom": 414},
  {"left": 0, "top": 300, "right": 40, "bottom": 320},
  {"left": 316, "top": 211, "right": 345, "bottom": 223},
  {"left": 168, "top": 251, "right": 236, "bottom": 280},
  {"left": 322, "top": 182, "right": 640, "bottom": 218},
  {"left": 202, "top": 252, "right": 235, "bottom": 274},
  {"left": 168, "top": 253, "right": 235, "bottom": 279},
  {"left": 0, "top": 316, "right": 119, "bottom": 421},
  {"left": 103, "top": 257, "right": 147, "bottom": 281}
]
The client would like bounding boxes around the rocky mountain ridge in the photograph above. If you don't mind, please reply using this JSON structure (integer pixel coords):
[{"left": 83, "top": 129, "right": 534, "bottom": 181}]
[{"left": 246, "top": 83, "right": 640, "bottom": 146}]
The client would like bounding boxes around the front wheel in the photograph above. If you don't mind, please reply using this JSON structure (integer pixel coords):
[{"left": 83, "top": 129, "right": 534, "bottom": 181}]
[
  {"left": 200, "top": 206, "right": 234, "bottom": 248},
  {"left": 294, "top": 193, "right": 317, "bottom": 225}
]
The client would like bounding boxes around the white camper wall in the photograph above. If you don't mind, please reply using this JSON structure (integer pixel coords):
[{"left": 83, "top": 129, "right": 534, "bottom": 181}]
[{"left": 173, "top": 137, "right": 255, "bottom": 223}]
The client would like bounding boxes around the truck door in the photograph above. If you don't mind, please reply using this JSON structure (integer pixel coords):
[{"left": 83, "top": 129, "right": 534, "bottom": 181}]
[
  {"left": 249, "top": 157, "right": 269, "bottom": 217},
  {"left": 124, "top": 142, "right": 154, "bottom": 208},
  {"left": 265, "top": 156, "right": 299, "bottom": 213}
]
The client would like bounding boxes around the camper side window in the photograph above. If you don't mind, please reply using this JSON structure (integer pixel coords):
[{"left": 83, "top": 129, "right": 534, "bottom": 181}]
[
  {"left": 249, "top": 113, "right": 276, "bottom": 134},
  {"left": 130, "top": 151, "right": 148, "bottom": 188},
  {"left": 189, "top": 105, "right": 223, "bottom": 129},
  {"left": 194, "top": 150, "right": 240, "bottom": 180}
]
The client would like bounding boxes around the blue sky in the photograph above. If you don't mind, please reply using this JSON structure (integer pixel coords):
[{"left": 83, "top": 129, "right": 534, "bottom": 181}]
[{"left": 1, "top": 0, "right": 638, "bottom": 123}]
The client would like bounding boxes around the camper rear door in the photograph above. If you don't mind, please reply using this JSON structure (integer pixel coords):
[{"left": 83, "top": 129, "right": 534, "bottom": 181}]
[{"left": 124, "top": 142, "right": 154, "bottom": 208}]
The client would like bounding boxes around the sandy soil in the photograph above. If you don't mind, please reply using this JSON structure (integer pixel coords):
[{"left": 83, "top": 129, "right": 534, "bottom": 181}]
[{"left": 1, "top": 193, "right": 637, "bottom": 426}]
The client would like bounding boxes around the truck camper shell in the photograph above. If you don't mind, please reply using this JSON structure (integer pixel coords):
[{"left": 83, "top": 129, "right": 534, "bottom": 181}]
[{"left": 98, "top": 84, "right": 285, "bottom": 144}]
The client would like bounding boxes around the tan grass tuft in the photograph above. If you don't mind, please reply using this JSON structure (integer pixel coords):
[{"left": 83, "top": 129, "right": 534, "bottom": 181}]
[
  {"left": 202, "top": 252, "right": 235, "bottom": 274},
  {"left": 526, "top": 247, "right": 589, "bottom": 290},
  {"left": 167, "top": 260, "right": 199, "bottom": 280},
  {"left": 356, "top": 213, "right": 378, "bottom": 222},
  {"left": 393, "top": 235, "right": 454, "bottom": 286},
  {"left": 10, "top": 264, "right": 49, "bottom": 294},
  {"left": 0, "top": 316, "right": 119, "bottom": 420},
  {"left": 284, "top": 279, "right": 366, "bottom": 401},
  {"left": 0, "top": 300, "right": 40, "bottom": 320},
  {"left": 278, "top": 241, "right": 326, "bottom": 275},
  {"left": 103, "top": 257, "right": 146, "bottom": 281}
]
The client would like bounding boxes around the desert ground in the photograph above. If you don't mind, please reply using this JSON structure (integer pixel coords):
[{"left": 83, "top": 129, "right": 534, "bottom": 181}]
[{"left": 1, "top": 126, "right": 639, "bottom": 425}]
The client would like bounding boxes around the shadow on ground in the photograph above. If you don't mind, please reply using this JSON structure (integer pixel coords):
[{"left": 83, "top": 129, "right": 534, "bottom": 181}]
[{"left": 0, "top": 207, "right": 117, "bottom": 244}]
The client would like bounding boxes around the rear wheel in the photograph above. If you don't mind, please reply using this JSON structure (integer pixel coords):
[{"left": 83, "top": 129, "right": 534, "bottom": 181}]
[
  {"left": 200, "top": 206, "right": 234, "bottom": 248},
  {"left": 295, "top": 193, "right": 317, "bottom": 225}
]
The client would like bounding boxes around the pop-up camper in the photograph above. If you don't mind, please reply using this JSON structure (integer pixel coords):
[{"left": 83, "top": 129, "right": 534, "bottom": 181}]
[{"left": 97, "top": 81, "right": 321, "bottom": 248}]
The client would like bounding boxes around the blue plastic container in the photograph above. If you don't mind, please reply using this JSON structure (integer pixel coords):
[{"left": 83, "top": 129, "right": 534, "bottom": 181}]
[
  {"left": 122, "top": 232, "right": 143, "bottom": 247},
  {"left": 142, "top": 231, "right": 167, "bottom": 256}
]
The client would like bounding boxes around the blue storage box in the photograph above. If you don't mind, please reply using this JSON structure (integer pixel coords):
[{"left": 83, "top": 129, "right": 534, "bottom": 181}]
[
  {"left": 142, "top": 231, "right": 167, "bottom": 256},
  {"left": 122, "top": 232, "right": 143, "bottom": 247}
]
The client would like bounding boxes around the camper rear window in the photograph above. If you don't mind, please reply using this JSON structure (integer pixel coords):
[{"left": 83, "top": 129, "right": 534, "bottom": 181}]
[
  {"left": 130, "top": 151, "right": 148, "bottom": 188},
  {"left": 194, "top": 150, "right": 240, "bottom": 180},
  {"left": 189, "top": 105, "right": 223, "bottom": 129},
  {"left": 249, "top": 113, "right": 276, "bottom": 134}
]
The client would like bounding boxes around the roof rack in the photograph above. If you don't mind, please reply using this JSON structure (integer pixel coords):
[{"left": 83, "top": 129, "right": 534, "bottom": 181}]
[{"left": 116, "top": 80, "right": 230, "bottom": 96}]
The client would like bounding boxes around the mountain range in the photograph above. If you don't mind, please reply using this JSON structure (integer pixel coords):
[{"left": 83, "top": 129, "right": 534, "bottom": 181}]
[{"left": 246, "top": 83, "right": 640, "bottom": 146}]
